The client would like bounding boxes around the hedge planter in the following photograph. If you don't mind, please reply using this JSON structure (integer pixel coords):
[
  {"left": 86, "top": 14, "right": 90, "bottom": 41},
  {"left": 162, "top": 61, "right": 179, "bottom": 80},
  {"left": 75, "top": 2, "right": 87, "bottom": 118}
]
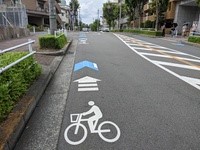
[
  {"left": 0, "top": 52, "right": 41, "bottom": 122},
  {"left": 188, "top": 36, "right": 200, "bottom": 44},
  {"left": 39, "top": 34, "right": 68, "bottom": 49},
  {"left": 112, "top": 29, "right": 162, "bottom": 37}
]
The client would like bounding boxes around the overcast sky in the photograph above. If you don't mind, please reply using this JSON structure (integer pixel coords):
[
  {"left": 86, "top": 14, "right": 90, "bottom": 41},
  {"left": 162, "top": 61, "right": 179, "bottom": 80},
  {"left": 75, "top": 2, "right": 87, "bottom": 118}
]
[{"left": 65, "top": 0, "right": 108, "bottom": 24}]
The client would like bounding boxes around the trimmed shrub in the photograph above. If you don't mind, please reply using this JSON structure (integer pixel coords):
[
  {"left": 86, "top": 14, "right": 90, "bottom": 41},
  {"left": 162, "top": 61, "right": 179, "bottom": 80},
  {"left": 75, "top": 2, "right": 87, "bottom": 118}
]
[
  {"left": 114, "top": 29, "right": 162, "bottom": 36},
  {"left": 0, "top": 52, "right": 41, "bottom": 122},
  {"left": 188, "top": 36, "right": 200, "bottom": 44},
  {"left": 39, "top": 34, "right": 67, "bottom": 49}
]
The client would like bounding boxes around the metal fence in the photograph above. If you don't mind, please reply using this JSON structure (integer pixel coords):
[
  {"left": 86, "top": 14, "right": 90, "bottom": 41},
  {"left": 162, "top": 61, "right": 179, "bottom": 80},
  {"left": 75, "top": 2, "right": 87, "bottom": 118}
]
[
  {"left": 0, "top": 5, "right": 28, "bottom": 27},
  {"left": 0, "top": 39, "right": 35, "bottom": 74}
]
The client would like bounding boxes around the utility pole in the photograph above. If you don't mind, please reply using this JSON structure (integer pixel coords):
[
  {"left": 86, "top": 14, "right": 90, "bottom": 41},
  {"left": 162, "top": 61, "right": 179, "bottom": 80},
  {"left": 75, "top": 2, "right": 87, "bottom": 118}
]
[
  {"left": 72, "top": 0, "right": 75, "bottom": 31},
  {"left": 119, "top": 0, "right": 122, "bottom": 30},
  {"left": 155, "top": 0, "right": 159, "bottom": 31},
  {"left": 49, "top": 0, "right": 57, "bottom": 35},
  {"left": 97, "top": 9, "right": 99, "bottom": 31}
]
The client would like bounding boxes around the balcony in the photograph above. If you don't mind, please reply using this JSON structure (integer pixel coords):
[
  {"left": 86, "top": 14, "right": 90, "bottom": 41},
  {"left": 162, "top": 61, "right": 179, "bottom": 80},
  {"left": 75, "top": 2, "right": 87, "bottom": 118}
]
[
  {"left": 143, "top": 3, "right": 150, "bottom": 12},
  {"left": 142, "top": 15, "right": 156, "bottom": 22}
]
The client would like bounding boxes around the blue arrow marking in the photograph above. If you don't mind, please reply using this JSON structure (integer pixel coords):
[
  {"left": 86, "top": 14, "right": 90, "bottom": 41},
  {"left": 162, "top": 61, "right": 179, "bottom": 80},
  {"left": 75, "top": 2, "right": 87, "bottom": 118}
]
[{"left": 74, "top": 61, "right": 98, "bottom": 71}]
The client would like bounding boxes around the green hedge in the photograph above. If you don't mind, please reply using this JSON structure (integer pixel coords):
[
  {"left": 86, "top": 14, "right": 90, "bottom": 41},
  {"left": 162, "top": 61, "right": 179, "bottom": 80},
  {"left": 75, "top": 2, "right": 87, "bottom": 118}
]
[
  {"left": 188, "top": 36, "right": 200, "bottom": 44},
  {"left": 0, "top": 52, "right": 41, "bottom": 122},
  {"left": 112, "top": 29, "right": 162, "bottom": 36},
  {"left": 39, "top": 34, "right": 67, "bottom": 49}
]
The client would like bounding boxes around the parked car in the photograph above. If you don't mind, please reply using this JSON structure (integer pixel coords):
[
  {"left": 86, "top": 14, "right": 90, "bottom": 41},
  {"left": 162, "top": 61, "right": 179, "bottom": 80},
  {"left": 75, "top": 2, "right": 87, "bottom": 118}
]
[{"left": 102, "top": 27, "right": 109, "bottom": 32}]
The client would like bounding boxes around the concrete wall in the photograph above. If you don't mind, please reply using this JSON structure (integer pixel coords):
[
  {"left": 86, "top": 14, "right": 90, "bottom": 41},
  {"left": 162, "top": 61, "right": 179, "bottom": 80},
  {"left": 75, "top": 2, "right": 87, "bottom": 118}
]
[
  {"left": 174, "top": 2, "right": 200, "bottom": 34},
  {"left": 0, "top": 26, "right": 30, "bottom": 41}
]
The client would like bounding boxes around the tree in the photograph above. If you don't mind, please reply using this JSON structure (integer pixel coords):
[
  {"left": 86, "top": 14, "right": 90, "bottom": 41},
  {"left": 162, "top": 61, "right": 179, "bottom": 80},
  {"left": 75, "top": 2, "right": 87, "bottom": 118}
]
[
  {"left": 103, "top": 2, "right": 119, "bottom": 29},
  {"left": 125, "top": 0, "right": 137, "bottom": 24},
  {"left": 125, "top": 0, "right": 146, "bottom": 28},
  {"left": 90, "top": 19, "right": 100, "bottom": 31},
  {"left": 150, "top": 0, "right": 169, "bottom": 30},
  {"left": 196, "top": 0, "right": 200, "bottom": 6},
  {"left": 69, "top": 0, "right": 80, "bottom": 30}
]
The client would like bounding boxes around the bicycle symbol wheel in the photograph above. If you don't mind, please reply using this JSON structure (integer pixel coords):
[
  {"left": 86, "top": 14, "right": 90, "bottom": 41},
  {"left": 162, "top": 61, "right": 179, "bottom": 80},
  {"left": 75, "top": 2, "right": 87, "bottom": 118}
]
[
  {"left": 64, "top": 123, "right": 87, "bottom": 145},
  {"left": 98, "top": 121, "right": 121, "bottom": 142}
]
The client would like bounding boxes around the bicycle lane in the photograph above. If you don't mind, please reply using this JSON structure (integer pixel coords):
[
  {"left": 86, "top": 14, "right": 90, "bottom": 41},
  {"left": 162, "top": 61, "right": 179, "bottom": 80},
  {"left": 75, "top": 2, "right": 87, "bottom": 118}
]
[
  {"left": 57, "top": 32, "right": 128, "bottom": 149},
  {"left": 57, "top": 32, "right": 200, "bottom": 149}
]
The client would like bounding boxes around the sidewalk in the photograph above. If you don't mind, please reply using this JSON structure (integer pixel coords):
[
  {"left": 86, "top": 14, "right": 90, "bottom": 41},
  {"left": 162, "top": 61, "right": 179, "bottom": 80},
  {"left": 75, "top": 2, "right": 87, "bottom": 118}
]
[
  {"left": 0, "top": 32, "right": 73, "bottom": 150},
  {"left": 163, "top": 34, "right": 200, "bottom": 48}
]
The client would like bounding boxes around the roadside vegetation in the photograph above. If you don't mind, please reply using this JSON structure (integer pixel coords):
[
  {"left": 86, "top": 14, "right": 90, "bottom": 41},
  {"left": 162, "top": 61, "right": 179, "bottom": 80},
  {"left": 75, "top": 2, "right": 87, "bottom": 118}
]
[
  {"left": 112, "top": 29, "right": 162, "bottom": 37},
  {"left": 0, "top": 52, "right": 41, "bottom": 123},
  {"left": 39, "top": 34, "right": 67, "bottom": 49},
  {"left": 188, "top": 36, "right": 200, "bottom": 44}
]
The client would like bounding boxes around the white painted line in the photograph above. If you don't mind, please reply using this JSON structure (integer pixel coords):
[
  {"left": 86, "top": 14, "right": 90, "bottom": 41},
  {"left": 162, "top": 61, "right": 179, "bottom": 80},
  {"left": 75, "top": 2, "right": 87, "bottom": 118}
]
[
  {"left": 140, "top": 53, "right": 170, "bottom": 58},
  {"left": 175, "top": 57, "right": 200, "bottom": 63},
  {"left": 147, "top": 45, "right": 169, "bottom": 49},
  {"left": 74, "top": 76, "right": 101, "bottom": 83},
  {"left": 114, "top": 33, "right": 200, "bottom": 91},
  {"left": 141, "top": 53, "right": 200, "bottom": 63},
  {"left": 78, "top": 87, "right": 99, "bottom": 91},
  {"left": 64, "top": 102, "right": 121, "bottom": 145},
  {"left": 152, "top": 61, "right": 200, "bottom": 71},
  {"left": 156, "top": 50, "right": 188, "bottom": 55},
  {"left": 131, "top": 47, "right": 153, "bottom": 50},
  {"left": 78, "top": 83, "right": 98, "bottom": 87},
  {"left": 181, "top": 76, "right": 200, "bottom": 85}
]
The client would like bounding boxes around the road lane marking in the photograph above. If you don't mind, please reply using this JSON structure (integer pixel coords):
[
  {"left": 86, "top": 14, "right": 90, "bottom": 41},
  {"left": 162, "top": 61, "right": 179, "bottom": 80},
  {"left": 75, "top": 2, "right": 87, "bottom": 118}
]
[
  {"left": 78, "top": 83, "right": 98, "bottom": 87},
  {"left": 64, "top": 101, "right": 121, "bottom": 145},
  {"left": 181, "top": 76, "right": 200, "bottom": 85},
  {"left": 114, "top": 33, "right": 200, "bottom": 91},
  {"left": 74, "top": 61, "right": 98, "bottom": 71},
  {"left": 140, "top": 53, "right": 200, "bottom": 63},
  {"left": 78, "top": 87, "right": 99, "bottom": 91},
  {"left": 74, "top": 76, "right": 101, "bottom": 92},
  {"left": 152, "top": 61, "right": 200, "bottom": 71},
  {"left": 140, "top": 53, "right": 171, "bottom": 58}
]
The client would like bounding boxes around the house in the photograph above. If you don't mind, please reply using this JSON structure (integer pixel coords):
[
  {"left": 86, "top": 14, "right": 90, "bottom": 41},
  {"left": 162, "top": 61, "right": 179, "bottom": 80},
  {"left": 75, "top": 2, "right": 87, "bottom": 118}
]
[{"left": 58, "top": 0, "right": 70, "bottom": 29}]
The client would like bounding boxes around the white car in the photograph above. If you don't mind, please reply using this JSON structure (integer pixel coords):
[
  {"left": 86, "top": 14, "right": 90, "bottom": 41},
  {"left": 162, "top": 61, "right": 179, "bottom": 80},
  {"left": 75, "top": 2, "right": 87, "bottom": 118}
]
[{"left": 102, "top": 27, "right": 109, "bottom": 32}]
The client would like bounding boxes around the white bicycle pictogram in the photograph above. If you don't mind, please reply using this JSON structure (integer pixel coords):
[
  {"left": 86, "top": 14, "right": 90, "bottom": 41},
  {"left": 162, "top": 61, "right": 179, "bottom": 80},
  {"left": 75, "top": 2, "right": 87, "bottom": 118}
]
[{"left": 64, "top": 101, "right": 121, "bottom": 145}]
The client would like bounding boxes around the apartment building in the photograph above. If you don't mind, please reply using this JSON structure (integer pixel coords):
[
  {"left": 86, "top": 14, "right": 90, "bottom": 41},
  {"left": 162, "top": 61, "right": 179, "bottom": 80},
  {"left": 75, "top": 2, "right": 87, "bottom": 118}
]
[
  {"left": 174, "top": 0, "right": 200, "bottom": 33},
  {"left": 21, "top": 0, "right": 62, "bottom": 27}
]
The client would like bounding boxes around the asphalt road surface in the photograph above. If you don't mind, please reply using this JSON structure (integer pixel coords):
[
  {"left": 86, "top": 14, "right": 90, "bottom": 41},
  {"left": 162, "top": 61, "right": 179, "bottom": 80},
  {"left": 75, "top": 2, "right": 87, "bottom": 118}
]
[
  {"left": 15, "top": 32, "right": 200, "bottom": 150},
  {"left": 58, "top": 32, "right": 200, "bottom": 150}
]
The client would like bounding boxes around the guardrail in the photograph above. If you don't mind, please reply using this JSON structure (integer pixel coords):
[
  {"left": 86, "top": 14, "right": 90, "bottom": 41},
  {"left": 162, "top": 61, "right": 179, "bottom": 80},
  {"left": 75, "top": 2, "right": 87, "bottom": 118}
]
[{"left": 0, "top": 39, "right": 35, "bottom": 74}]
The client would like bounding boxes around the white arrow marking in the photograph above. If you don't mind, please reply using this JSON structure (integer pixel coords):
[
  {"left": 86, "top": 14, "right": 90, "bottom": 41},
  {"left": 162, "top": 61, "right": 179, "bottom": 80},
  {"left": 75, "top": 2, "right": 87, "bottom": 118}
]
[{"left": 74, "top": 76, "right": 101, "bottom": 83}]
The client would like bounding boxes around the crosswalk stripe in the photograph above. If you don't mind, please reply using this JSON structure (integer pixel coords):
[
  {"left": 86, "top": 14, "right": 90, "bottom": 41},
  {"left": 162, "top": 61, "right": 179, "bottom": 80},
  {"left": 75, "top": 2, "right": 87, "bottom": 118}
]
[{"left": 152, "top": 61, "right": 200, "bottom": 71}]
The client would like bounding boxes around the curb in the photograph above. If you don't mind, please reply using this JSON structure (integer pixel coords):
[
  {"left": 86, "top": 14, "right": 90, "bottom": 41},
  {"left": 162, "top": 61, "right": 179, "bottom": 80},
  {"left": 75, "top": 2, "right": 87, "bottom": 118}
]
[
  {"left": 35, "top": 40, "right": 72, "bottom": 56},
  {"left": 180, "top": 40, "right": 200, "bottom": 48},
  {"left": 0, "top": 41, "right": 72, "bottom": 150}
]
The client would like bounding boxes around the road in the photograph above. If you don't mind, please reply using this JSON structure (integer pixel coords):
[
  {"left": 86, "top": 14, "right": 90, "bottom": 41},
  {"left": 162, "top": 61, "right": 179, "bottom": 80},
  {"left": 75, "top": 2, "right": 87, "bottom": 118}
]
[{"left": 15, "top": 32, "right": 200, "bottom": 150}]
